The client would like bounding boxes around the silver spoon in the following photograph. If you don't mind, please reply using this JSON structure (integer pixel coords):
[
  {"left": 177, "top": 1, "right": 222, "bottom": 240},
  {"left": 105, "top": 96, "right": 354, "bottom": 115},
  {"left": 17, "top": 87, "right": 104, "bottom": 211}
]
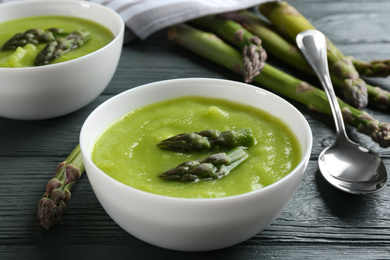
[{"left": 296, "top": 29, "right": 388, "bottom": 194}]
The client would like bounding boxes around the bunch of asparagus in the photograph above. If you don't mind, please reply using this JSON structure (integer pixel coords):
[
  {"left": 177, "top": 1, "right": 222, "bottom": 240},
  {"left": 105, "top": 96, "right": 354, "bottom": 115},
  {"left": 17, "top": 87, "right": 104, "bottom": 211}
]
[
  {"left": 224, "top": 10, "right": 390, "bottom": 110},
  {"left": 168, "top": 2, "right": 390, "bottom": 148}
]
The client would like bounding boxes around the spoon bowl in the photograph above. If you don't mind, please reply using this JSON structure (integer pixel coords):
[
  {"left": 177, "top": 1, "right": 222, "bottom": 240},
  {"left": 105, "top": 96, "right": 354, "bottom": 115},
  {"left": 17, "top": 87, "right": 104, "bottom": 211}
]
[
  {"left": 296, "top": 30, "right": 388, "bottom": 194},
  {"left": 319, "top": 137, "right": 387, "bottom": 194}
]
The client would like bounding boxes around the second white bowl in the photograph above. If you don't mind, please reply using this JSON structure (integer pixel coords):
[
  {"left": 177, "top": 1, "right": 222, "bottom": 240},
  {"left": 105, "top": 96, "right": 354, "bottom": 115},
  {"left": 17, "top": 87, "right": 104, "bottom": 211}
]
[{"left": 0, "top": 0, "right": 124, "bottom": 120}]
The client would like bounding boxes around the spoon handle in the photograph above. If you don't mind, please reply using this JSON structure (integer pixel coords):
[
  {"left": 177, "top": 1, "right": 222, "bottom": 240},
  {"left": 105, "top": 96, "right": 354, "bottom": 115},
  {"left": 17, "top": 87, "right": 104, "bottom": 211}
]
[{"left": 296, "top": 30, "right": 348, "bottom": 139}]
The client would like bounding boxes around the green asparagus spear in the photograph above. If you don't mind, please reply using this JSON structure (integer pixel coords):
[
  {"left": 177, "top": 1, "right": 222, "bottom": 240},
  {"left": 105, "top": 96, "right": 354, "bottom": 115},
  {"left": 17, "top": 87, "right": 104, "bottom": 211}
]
[
  {"left": 159, "top": 147, "right": 248, "bottom": 182},
  {"left": 167, "top": 24, "right": 390, "bottom": 147},
  {"left": 224, "top": 10, "right": 390, "bottom": 109},
  {"left": 352, "top": 58, "right": 390, "bottom": 77},
  {"left": 221, "top": 11, "right": 312, "bottom": 73},
  {"left": 37, "top": 145, "right": 85, "bottom": 230},
  {"left": 258, "top": 1, "right": 368, "bottom": 109},
  {"left": 1, "top": 28, "right": 66, "bottom": 51},
  {"left": 157, "top": 128, "right": 255, "bottom": 152},
  {"left": 224, "top": 10, "right": 390, "bottom": 79},
  {"left": 34, "top": 30, "right": 90, "bottom": 66},
  {"left": 190, "top": 15, "right": 267, "bottom": 83}
]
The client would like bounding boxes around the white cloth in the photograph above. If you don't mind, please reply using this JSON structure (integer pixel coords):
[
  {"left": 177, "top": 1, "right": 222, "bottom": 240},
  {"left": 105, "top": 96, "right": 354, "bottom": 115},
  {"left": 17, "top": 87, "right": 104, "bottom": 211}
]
[{"left": 0, "top": 0, "right": 275, "bottom": 41}]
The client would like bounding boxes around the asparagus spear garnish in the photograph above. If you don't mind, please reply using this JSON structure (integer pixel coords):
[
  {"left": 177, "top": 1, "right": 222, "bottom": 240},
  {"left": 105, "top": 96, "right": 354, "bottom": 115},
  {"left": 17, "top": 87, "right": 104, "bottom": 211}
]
[
  {"left": 37, "top": 145, "right": 84, "bottom": 230},
  {"left": 168, "top": 24, "right": 390, "bottom": 147},
  {"left": 157, "top": 128, "right": 255, "bottom": 152},
  {"left": 258, "top": 1, "right": 368, "bottom": 109},
  {"left": 159, "top": 147, "right": 248, "bottom": 182},
  {"left": 224, "top": 10, "right": 390, "bottom": 109},
  {"left": 1, "top": 28, "right": 66, "bottom": 51},
  {"left": 190, "top": 15, "right": 267, "bottom": 83},
  {"left": 34, "top": 30, "right": 90, "bottom": 66}
]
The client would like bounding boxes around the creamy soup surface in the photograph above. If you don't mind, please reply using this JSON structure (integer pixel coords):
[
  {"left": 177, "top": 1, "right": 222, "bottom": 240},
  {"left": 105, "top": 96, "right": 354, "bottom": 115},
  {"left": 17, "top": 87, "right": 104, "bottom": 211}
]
[
  {"left": 92, "top": 96, "right": 302, "bottom": 199},
  {"left": 0, "top": 15, "right": 113, "bottom": 67}
]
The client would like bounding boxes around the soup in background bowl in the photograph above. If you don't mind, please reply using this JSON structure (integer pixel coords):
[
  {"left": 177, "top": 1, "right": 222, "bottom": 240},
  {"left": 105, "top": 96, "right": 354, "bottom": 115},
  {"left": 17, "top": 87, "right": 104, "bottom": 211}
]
[{"left": 0, "top": 0, "right": 124, "bottom": 120}]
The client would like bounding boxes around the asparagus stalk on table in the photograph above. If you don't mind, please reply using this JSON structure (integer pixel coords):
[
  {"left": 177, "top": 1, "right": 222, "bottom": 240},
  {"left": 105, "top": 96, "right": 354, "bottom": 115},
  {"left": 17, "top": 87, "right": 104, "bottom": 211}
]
[
  {"left": 190, "top": 15, "right": 267, "bottom": 83},
  {"left": 352, "top": 59, "right": 390, "bottom": 77},
  {"left": 158, "top": 128, "right": 255, "bottom": 152},
  {"left": 37, "top": 144, "right": 84, "bottom": 230},
  {"left": 159, "top": 147, "right": 249, "bottom": 182},
  {"left": 224, "top": 10, "right": 390, "bottom": 79},
  {"left": 258, "top": 1, "right": 368, "bottom": 109},
  {"left": 35, "top": 30, "right": 90, "bottom": 66},
  {"left": 219, "top": 10, "right": 312, "bottom": 73},
  {"left": 1, "top": 28, "right": 66, "bottom": 51},
  {"left": 168, "top": 24, "right": 390, "bottom": 147},
  {"left": 221, "top": 10, "right": 390, "bottom": 109}
]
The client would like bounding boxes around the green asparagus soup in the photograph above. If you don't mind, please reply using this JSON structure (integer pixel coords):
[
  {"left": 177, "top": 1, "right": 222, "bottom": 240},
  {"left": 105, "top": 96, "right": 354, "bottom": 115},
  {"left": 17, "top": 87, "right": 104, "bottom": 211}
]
[
  {"left": 0, "top": 16, "right": 113, "bottom": 67},
  {"left": 92, "top": 96, "right": 302, "bottom": 198}
]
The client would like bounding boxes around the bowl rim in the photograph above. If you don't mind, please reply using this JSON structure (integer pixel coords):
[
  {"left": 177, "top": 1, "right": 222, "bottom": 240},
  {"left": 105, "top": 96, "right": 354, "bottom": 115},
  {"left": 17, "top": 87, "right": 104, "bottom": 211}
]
[
  {"left": 80, "top": 78, "right": 313, "bottom": 203},
  {"left": 0, "top": 0, "right": 125, "bottom": 71}
]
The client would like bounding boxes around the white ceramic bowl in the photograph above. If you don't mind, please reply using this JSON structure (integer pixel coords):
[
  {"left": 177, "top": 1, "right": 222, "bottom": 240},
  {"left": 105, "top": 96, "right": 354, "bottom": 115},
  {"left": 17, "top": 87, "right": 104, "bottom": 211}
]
[
  {"left": 0, "top": 0, "right": 124, "bottom": 120},
  {"left": 80, "top": 78, "right": 313, "bottom": 252}
]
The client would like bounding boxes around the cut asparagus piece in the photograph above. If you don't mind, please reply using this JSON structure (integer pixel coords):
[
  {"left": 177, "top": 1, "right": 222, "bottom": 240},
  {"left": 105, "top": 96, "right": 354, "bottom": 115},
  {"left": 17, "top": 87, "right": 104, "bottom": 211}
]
[
  {"left": 157, "top": 128, "right": 255, "bottom": 152},
  {"left": 190, "top": 15, "right": 267, "bottom": 83},
  {"left": 258, "top": 1, "right": 368, "bottom": 109},
  {"left": 34, "top": 30, "right": 90, "bottom": 66},
  {"left": 167, "top": 24, "right": 390, "bottom": 147},
  {"left": 159, "top": 147, "right": 249, "bottom": 182},
  {"left": 37, "top": 144, "right": 85, "bottom": 230},
  {"left": 225, "top": 10, "right": 390, "bottom": 109},
  {"left": 1, "top": 28, "right": 66, "bottom": 51}
]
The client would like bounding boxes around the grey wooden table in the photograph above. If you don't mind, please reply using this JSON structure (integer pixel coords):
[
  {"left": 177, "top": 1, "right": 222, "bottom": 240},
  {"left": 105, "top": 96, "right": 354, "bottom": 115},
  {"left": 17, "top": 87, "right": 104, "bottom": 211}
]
[{"left": 1, "top": 1, "right": 390, "bottom": 259}]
